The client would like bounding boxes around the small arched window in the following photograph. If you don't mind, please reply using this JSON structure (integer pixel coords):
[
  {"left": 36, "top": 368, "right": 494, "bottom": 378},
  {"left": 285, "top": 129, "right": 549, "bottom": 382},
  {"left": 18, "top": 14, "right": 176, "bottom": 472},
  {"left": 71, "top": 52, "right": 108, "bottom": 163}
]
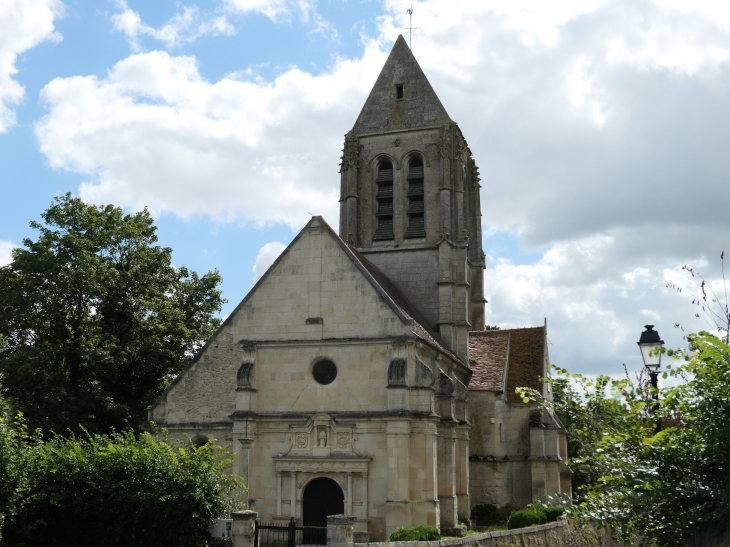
[
  {"left": 405, "top": 158, "right": 425, "bottom": 238},
  {"left": 191, "top": 434, "right": 209, "bottom": 448},
  {"left": 374, "top": 161, "right": 394, "bottom": 240}
]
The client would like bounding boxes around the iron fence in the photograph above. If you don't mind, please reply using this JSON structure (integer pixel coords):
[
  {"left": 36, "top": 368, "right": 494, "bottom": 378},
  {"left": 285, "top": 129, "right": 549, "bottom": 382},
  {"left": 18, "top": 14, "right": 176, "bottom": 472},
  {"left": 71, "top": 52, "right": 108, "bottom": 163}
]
[{"left": 255, "top": 517, "right": 327, "bottom": 547}]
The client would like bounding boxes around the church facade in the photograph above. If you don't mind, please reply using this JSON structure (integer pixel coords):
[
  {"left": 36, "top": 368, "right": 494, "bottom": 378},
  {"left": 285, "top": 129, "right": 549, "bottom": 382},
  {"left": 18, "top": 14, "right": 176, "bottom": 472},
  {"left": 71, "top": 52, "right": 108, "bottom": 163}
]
[{"left": 144, "top": 35, "right": 571, "bottom": 541}]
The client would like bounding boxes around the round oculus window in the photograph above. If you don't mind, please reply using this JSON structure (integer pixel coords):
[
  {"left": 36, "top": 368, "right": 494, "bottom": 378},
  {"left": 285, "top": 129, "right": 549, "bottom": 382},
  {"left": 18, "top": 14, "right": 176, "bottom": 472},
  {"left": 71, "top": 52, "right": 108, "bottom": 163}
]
[{"left": 312, "top": 360, "right": 337, "bottom": 385}]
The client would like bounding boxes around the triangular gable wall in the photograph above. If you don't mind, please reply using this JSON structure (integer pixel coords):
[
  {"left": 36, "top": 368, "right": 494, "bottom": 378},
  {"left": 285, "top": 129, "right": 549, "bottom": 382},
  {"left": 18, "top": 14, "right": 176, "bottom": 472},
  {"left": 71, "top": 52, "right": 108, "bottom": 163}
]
[
  {"left": 148, "top": 217, "right": 415, "bottom": 416},
  {"left": 351, "top": 35, "right": 452, "bottom": 135}
]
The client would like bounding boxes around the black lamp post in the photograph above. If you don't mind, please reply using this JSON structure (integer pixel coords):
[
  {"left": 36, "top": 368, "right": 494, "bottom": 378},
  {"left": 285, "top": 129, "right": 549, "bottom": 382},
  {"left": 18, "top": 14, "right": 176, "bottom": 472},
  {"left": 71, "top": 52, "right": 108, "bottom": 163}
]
[{"left": 638, "top": 324, "right": 664, "bottom": 434}]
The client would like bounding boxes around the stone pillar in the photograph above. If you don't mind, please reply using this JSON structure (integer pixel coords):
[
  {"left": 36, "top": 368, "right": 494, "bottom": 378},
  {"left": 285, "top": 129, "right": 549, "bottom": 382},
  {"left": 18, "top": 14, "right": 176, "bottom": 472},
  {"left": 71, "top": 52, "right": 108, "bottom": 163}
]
[
  {"left": 530, "top": 427, "right": 547, "bottom": 500},
  {"left": 290, "top": 471, "right": 297, "bottom": 517},
  {"left": 346, "top": 473, "right": 353, "bottom": 516},
  {"left": 455, "top": 426, "right": 470, "bottom": 522},
  {"left": 437, "top": 425, "right": 458, "bottom": 532},
  {"left": 327, "top": 515, "right": 356, "bottom": 547},
  {"left": 231, "top": 510, "right": 257, "bottom": 547},
  {"left": 276, "top": 472, "right": 282, "bottom": 515},
  {"left": 361, "top": 472, "right": 369, "bottom": 519},
  {"left": 386, "top": 421, "right": 411, "bottom": 537},
  {"left": 238, "top": 438, "right": 253, "bottom": 506}
]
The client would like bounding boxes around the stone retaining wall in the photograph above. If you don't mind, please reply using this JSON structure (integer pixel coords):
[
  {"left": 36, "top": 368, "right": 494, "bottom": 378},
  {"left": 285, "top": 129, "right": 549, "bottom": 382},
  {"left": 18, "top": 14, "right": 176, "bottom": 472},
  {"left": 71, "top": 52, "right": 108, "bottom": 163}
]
[{"left": 359, "top": 520, "right": 631, "bottom": 547}]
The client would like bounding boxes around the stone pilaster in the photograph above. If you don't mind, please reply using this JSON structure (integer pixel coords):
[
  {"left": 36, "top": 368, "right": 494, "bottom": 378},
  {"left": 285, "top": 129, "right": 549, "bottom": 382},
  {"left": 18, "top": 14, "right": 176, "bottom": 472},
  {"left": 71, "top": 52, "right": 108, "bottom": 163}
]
[
  {"left": 327, "top": 515, "right": 357, "bottom": 547},
  {"left": 231, "top": 510, "right": 257, "bottom": 547}
]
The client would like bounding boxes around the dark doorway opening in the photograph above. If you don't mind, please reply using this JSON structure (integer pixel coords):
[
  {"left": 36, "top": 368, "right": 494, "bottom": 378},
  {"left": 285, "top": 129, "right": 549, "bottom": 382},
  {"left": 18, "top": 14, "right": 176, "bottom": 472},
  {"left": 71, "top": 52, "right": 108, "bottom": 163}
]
[{"left": 302, "top": 477, "right": 344, "bottom": 543}]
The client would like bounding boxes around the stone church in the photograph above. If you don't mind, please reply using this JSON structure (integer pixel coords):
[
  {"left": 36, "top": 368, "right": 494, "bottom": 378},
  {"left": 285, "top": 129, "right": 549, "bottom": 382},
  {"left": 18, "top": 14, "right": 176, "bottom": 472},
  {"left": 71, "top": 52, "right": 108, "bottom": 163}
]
[{"left": 144, "top": 35, "right": 571, "bottom": 541}]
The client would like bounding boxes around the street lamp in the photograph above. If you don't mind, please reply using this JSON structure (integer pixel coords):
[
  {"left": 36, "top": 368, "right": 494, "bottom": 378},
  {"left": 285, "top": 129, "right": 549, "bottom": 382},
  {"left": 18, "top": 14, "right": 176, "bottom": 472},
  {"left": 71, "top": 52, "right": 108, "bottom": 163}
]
[{"left": 638, "top": 324, "right": 664, "bottom": 433}]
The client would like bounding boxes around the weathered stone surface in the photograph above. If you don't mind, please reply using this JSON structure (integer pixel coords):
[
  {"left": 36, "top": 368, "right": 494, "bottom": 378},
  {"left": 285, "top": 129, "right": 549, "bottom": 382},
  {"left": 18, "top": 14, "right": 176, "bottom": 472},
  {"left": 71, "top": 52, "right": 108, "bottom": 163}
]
[
  {"left": 358, "top": 520, "right": 638, "bottom": 547},
  {"left": 142, "top": 34, "right": 561, "bottom": 543},
  {"left": 231, "top": 510, "right": 257, "bottom": 547},
  {"left": 328, "top": 515, "right": 357, "bottom": 547},
  {"left": 351, "top": 35, "right": 451, "bottom": 135}
]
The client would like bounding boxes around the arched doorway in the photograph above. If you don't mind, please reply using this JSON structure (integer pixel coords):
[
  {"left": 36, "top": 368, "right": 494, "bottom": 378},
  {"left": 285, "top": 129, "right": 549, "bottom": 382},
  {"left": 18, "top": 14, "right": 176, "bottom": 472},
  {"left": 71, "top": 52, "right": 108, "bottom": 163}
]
[{"left": 302, "top": 477, "right": 344, "bottom": 542}]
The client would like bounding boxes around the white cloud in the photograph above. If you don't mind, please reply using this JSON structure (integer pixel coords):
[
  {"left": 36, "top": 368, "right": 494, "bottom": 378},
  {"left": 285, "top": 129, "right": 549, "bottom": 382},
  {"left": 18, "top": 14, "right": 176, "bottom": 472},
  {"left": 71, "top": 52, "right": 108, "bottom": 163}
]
[
  {"left": 252, "top": 241, "right": 287, "bottom": 282},
  {"left": 0, "top": 240, "right": 17, "bottom": 267},
  {"left": 32, "top": 0, "right": 730, "bottom": 375},
  {"left": 0, "top": 0, "right": 63, "bottom": 132},
  {"left": 35, "top": 45, "right": 387, "bottom": 227},
  {"left": 112, "top": 1, "right": 235, "bottom": 51},
  {"left": 223, "top": 0, "right": 290, "bottom": 22},
  {"left": 483, "top": 232, "right": 728, "bottom": 374},
  {"left": 222, "top": 0, "right": 338, "bottom": 39}
]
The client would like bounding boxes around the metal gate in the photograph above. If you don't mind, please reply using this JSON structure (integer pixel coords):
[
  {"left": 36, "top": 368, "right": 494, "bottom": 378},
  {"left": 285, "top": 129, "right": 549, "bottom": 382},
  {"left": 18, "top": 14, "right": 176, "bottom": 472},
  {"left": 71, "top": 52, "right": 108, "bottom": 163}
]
[{"left": 254, "top": 517, "right": 327, "bottom": 547}]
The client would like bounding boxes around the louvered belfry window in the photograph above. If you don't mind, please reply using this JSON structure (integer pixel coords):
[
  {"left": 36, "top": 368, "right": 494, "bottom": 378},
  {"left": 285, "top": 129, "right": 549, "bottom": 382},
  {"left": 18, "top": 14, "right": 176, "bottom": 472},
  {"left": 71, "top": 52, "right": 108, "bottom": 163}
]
[
  {"left": 374, "top": 161, "right": 395, "bottom": 240},
  {"left": 405, "top": 158, "right": 426, "bottom": 238}
]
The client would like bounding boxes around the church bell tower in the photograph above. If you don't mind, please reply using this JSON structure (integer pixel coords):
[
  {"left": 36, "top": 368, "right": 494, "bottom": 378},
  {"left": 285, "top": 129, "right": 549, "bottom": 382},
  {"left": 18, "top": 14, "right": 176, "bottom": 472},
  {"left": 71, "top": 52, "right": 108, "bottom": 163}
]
[{"left": 339, "top": 35, "right": 486, "bottom": 361}]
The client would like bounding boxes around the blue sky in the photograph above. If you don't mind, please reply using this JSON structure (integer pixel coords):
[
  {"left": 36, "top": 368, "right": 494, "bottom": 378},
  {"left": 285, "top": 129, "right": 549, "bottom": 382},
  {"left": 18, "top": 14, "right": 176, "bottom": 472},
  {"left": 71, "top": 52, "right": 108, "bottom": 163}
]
[{"left": 3, "top": 0, "right": 730, "bottom": 377}]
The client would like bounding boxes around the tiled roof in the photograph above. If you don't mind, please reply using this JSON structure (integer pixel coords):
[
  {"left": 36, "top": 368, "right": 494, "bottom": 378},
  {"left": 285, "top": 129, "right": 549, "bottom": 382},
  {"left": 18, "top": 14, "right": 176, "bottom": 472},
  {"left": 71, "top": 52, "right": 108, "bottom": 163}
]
[
  {"left": 468, "top": 330, "right": 510, "bottom": 391},
  {"left": 468, "top": 327, "right": 546, "bottom": 403},
  {"left": 346, "top": 243, "right": 465, "bottom": 367}
]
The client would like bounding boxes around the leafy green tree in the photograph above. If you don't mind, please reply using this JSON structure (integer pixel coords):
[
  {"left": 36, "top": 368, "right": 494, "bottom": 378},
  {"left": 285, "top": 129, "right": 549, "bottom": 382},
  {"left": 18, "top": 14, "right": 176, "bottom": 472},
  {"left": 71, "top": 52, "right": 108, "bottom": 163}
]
[
  {"left": 1, "top": 428, "right": 242, "bottom": 547},
  {"left": 520, "top": 334, "right": 730, "bottom": 546},
  {"left": 0, "top": 194, "right": 225, "bottom": 435},
  {"left": 0, "top": 374, "right": 27, "bottom": 542},
  {"left": 549, "top": 373, "right": 633, "bottom": 500},
  {"left": 518, "top": 254, "right": 730, "bottom": 545}
]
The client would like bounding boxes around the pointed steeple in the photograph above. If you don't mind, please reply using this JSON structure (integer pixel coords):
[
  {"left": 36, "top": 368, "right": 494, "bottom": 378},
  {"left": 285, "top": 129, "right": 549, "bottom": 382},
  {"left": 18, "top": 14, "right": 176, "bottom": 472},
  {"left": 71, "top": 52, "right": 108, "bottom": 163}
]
[{"left": 351, "top": 35, "right": 452, "bottom": 135}]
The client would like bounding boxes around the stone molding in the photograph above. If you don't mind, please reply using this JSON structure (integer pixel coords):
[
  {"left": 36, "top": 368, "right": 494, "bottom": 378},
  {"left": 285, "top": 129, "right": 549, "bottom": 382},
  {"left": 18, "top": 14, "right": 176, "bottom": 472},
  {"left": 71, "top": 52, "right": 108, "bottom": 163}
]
[{"left": 272, "top": 456, "right": 372, "bottom": 474}]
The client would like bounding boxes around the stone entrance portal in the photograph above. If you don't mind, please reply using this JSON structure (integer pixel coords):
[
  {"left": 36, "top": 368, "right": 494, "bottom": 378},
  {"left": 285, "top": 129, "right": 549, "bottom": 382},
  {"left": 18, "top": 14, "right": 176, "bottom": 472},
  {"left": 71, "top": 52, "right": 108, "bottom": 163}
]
[{"left": 303, "top": 477, "right": 345, "bottom": 527}]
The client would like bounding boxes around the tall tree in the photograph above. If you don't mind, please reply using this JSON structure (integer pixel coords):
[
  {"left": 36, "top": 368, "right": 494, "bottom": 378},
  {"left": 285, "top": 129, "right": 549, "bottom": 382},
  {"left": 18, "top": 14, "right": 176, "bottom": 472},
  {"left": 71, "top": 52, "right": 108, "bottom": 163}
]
[{"left": 0, "top": 194, "right": 225, "bottom": 435}]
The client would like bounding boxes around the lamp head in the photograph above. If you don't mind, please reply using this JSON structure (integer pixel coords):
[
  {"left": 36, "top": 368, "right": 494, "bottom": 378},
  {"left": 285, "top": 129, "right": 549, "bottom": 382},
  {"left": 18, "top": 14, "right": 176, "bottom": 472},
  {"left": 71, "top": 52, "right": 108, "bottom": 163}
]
[{"left": 638, "top": 324, "right": 664, "bottom": 370}]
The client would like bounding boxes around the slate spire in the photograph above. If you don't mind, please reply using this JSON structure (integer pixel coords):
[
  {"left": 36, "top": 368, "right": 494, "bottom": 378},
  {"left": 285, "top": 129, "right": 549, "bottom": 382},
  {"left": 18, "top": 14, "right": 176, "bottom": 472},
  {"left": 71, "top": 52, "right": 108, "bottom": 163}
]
[{"left": 351, "top": 35, "right": 452, "bottom": 135}]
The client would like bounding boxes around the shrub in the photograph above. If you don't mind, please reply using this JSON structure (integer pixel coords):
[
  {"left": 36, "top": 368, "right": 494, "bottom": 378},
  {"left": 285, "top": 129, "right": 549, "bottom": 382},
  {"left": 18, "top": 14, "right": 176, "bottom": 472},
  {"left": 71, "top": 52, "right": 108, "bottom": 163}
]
[
  {"left": 471, "top": 504, "right": 513, "bottom": 526},
  {"left": 387, "top": 526, "right": 441, "bottom": 542},
  {"left": 1, "top": 428, "right": 243, "bottom": 547},
  {"left": 542, "top": 506, "right": 566, "bottom": 522},
  {"left": 506, "top": 509, "right": 547, "bottom": 530}
]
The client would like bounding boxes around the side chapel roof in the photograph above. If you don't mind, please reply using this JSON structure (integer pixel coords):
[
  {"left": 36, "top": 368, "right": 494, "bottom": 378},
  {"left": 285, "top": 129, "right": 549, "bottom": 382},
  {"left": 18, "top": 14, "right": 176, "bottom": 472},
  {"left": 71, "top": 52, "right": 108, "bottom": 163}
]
[
  {"left": 351, "top": 34, "right": 452, "bottom": 135},
  {"left": 468, "top": 327, "right": 546, "bottom": 403}
]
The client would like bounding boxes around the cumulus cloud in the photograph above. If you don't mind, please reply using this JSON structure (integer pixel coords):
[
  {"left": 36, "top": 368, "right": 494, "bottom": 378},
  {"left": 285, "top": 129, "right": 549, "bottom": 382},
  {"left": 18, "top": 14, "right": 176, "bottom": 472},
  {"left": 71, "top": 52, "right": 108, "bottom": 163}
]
[
  {"left": 222, "top": 0, "right": 338, "bottom": 39},
  {"left": 252, "top": 241, "right": 287, "bottom": 282},
  {"left": 0, "top": 0, "right": 63, "bottom": 132},
  {"left": 33, "top": 0, "right": 730, "bottom": 373},
  {"left": 0, "top": 240, "right": 17, "bottom": 267},
  {"left": 112, "top": 1, "right": 235, "bottom": 51},
  {"left": 483, "top": 235, "right": 728, "bottom": 374},
  {"left": 35, "top": 45, "right": 389, "bottom": 227}
]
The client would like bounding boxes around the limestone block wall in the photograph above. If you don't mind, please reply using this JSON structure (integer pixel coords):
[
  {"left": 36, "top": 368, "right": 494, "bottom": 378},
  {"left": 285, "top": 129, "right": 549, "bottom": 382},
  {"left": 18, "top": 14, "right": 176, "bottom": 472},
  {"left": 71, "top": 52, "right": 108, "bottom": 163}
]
[
  {"left": 467, "top": 391, "right": 535, "bottom": 509},
  {"left": 359, "top": 520, "right": 637, "bottom": 547},
  {"left": 366, "top": 248, "right": 440, "bottom": 327},
  {"left": 148, "top": 221, "right": 415, "bottom": 427},
  {"left": 468, "top": 392, "right": 531, "bottom": 458}
]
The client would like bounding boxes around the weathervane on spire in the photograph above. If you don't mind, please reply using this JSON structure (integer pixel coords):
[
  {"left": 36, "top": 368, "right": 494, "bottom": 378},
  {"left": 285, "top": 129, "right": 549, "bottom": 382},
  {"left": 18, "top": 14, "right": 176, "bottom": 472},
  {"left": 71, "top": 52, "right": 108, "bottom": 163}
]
[{"left": 404, "top": 3, "right": 421, "bottom": 49}]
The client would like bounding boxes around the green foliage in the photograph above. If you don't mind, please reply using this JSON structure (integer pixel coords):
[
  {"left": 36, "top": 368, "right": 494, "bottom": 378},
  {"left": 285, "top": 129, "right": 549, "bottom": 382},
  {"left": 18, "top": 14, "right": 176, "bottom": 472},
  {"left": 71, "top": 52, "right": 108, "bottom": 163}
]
[
  {"left": 471, "top": 504, "right": 513, "bottom": 526},
  {"left": 484, "top": 325, "right": 501, "bottom": 330},
  {"left": 551, "top": 374, "right": 633, "bottom": 500},
  {"left": 506, "top": 509, "right": 546, "bottom": 530},
  {"left": 0, "top": 381, "right": 27, "bottom": 542},
  {"left": 387, "top": 526, "right": 441, "bottom": 542},
  {"left": 542, "top": 507, "right": 565, "bottom": 522},
  {"left": 1, "top": 427, "right": 242, "bottom": 547},
  {"left": 0, "top": 194, "right": 226, "bottom": 435},
  {"left": 518, "top": 331, "right": 730, "bottom": 546}
]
